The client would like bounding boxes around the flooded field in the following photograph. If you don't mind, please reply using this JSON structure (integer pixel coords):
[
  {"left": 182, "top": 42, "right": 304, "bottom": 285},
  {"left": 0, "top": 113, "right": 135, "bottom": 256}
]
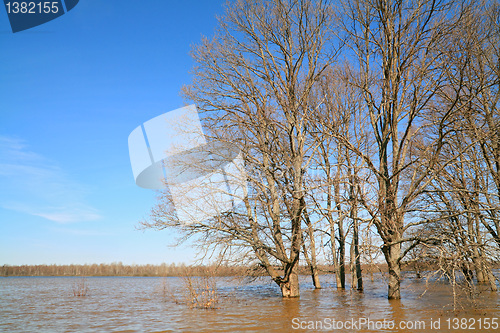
[{"left": 1, "top": 273, "right": 500, "bottom": 332}]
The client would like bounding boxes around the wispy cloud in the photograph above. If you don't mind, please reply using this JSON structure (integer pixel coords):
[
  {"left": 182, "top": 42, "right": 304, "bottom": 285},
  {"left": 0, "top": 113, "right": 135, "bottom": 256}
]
[
  {"left": 0, "top": 135, "right": 102, "bottom": 223},
  {"left": 34, "top": 211, "right": 101, "bottom": 224},
  {"left": 50, "top": 227, "right": 114, "bottom": 236}
]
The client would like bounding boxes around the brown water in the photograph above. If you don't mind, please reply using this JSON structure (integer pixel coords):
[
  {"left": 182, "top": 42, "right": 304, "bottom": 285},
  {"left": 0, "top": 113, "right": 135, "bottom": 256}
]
[{"left": 1, "top": 273, "right": 500, "bottom": 332}]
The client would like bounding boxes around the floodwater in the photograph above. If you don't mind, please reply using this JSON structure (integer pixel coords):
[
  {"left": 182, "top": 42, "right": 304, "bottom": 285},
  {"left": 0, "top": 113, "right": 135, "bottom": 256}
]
[{"left": 1, "top": 273, "right": 500, "bottom": 332}]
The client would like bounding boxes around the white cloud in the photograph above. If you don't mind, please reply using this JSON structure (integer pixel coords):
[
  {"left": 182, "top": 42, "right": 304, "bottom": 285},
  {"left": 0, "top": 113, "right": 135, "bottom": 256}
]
[
  {"left": 50, "top": 227, "right": 114, "bottom": 236},
  {"left": 34, "top": 211, "right": 101, "bottom": 224},
  {"left": 0, "top": 135, "right": 102, "bottom": 223}
]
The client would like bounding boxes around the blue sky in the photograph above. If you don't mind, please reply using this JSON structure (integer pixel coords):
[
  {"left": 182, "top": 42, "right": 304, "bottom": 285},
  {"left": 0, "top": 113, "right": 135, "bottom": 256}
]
[{"left": 0, "top": 0, "right": 226, "bottom": 265}]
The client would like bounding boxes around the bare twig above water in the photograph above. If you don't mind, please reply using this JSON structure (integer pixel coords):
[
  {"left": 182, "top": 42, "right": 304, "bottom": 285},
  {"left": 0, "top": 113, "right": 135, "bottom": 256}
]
[{"left": 72, "top": 277, "right": 89, "bottom": 297}]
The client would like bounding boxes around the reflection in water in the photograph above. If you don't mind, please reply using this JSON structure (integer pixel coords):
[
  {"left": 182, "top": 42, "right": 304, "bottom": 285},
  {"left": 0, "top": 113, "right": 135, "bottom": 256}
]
[{"left": 0, "top": 273, "right": 499, "bottom": 332}]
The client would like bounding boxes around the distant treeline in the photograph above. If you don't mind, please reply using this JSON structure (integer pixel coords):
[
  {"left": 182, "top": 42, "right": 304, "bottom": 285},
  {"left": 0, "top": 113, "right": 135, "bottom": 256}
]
[
  {"left": 0, "top": 263, "right": 245, "bottom": 277},
  {"left": 0, "top": 263, "right": 393, "bottom": 277}
]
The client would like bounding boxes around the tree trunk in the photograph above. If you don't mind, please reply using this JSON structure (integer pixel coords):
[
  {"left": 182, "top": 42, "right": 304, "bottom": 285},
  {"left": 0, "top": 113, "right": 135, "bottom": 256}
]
[
  {"left": 338, "top": 223, "right": 346, "bottom": 289},
  {"left": 477, "top": 255, "right": 498, "bottom": 291},
  {"left": 350, "top": 219, "right": 363, "bottom": 291},
  {"left": 331, "top": 223, "right": 343, "bottom": 289},
  {"left": 349, "top": 165, "right": 363, "bottom": 291},
  {"left": 303, "top": 242, "right": 321, "bottom": 289},
  {"left": 255, "top": 250, "right": 301, "bottom": 298},
  {"left": 302, "top": 204, "right": 321, "bottom": 289},
  {"left": 307, "top": 229, "right": 321, "bottom": 289},
  {"left": 486, "top": 267, "right": 498, "bottom": 292},
  {"left": 350, "top": 239, "right": 358, "bottom": 290},
  {"left": 334, "top": 170, "right": 346, "bottom": 289},
  {"left": 383, "top": 242, "right": 401, "bottom": 300},
  {"left": 468, "top": 207, "right": 486, "bottom": 283},
  {"left": 280, "top": 266, "right": 300, "bottom": 297},
  {"left": 472, "top": 255, "right": 485, "bottom": 283},
  {"left": 311, "top": 267, "right": 321, "bottom": 290},
  {"left": 331, "top": 218, "right": 346, "bottom": 289}
]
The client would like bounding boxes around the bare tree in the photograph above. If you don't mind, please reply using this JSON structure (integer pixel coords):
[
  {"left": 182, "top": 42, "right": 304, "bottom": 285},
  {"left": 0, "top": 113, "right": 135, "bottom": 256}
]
[
  {"left": 139, "top": 0, "right": 497, "bottom": 301},
  {"left": 455, "top": 0, "right": 500, "bottom": 255},
  {"left": 306, "top": 64, "right": 373, "bottom": 290},
  {"left": 413, "top": 1, "right": 500, "bottom": 292},
  {"left": 143, "top": 0, "right": 340, "bottom": 297},
  {"left": 336, "top": 0, "right": 473, "bottom": 299}
]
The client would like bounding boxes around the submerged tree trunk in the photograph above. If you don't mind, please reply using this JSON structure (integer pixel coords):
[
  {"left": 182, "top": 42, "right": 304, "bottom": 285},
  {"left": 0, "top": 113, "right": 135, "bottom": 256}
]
[
  {"left": 338, "top": 222, "right": 346, "bottom": 289},
  {"left": 349, "top": 240, "right": 358, "bottom": 290},
  {"left": 350, "top": 212, "right": 363, "bottom": 291},
  {"left": 349, "top": 160, "right": 363, "bottom": 291},
  {"left": 303, "top": 243, "right": 321, "bottom": 289},
  {"left": 334, "top": 169, "right": 346, "bottom": 289},
  {"left": 302, "top": 203, "right": 321, "bottom": 289},
  {"left": 486, "top": 266, "right": 498, "bottom": 292},
  {"left": 279, "top": 265, "right": 300, "bottom": 297},
  {"left": 475, "top": 252, "right": 498, "bottom": 291},
  {"left": 331, "top": 218, "right": 346, "bottom": 289},
  {"left": 255, "top": 248, "right": 301, "bottom": 298},
  {"left": 383, "top": 242, "right": 401, "bottom": 300},
  {"left": 331, "top": 221, "right": 343, "bottom": 289}
]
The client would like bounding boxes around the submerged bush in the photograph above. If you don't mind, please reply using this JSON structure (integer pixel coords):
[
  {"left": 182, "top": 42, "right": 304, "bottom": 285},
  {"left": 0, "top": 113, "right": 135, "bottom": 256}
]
[{"left": 72, "top": 277, "right": 89, "bottom": 297}]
